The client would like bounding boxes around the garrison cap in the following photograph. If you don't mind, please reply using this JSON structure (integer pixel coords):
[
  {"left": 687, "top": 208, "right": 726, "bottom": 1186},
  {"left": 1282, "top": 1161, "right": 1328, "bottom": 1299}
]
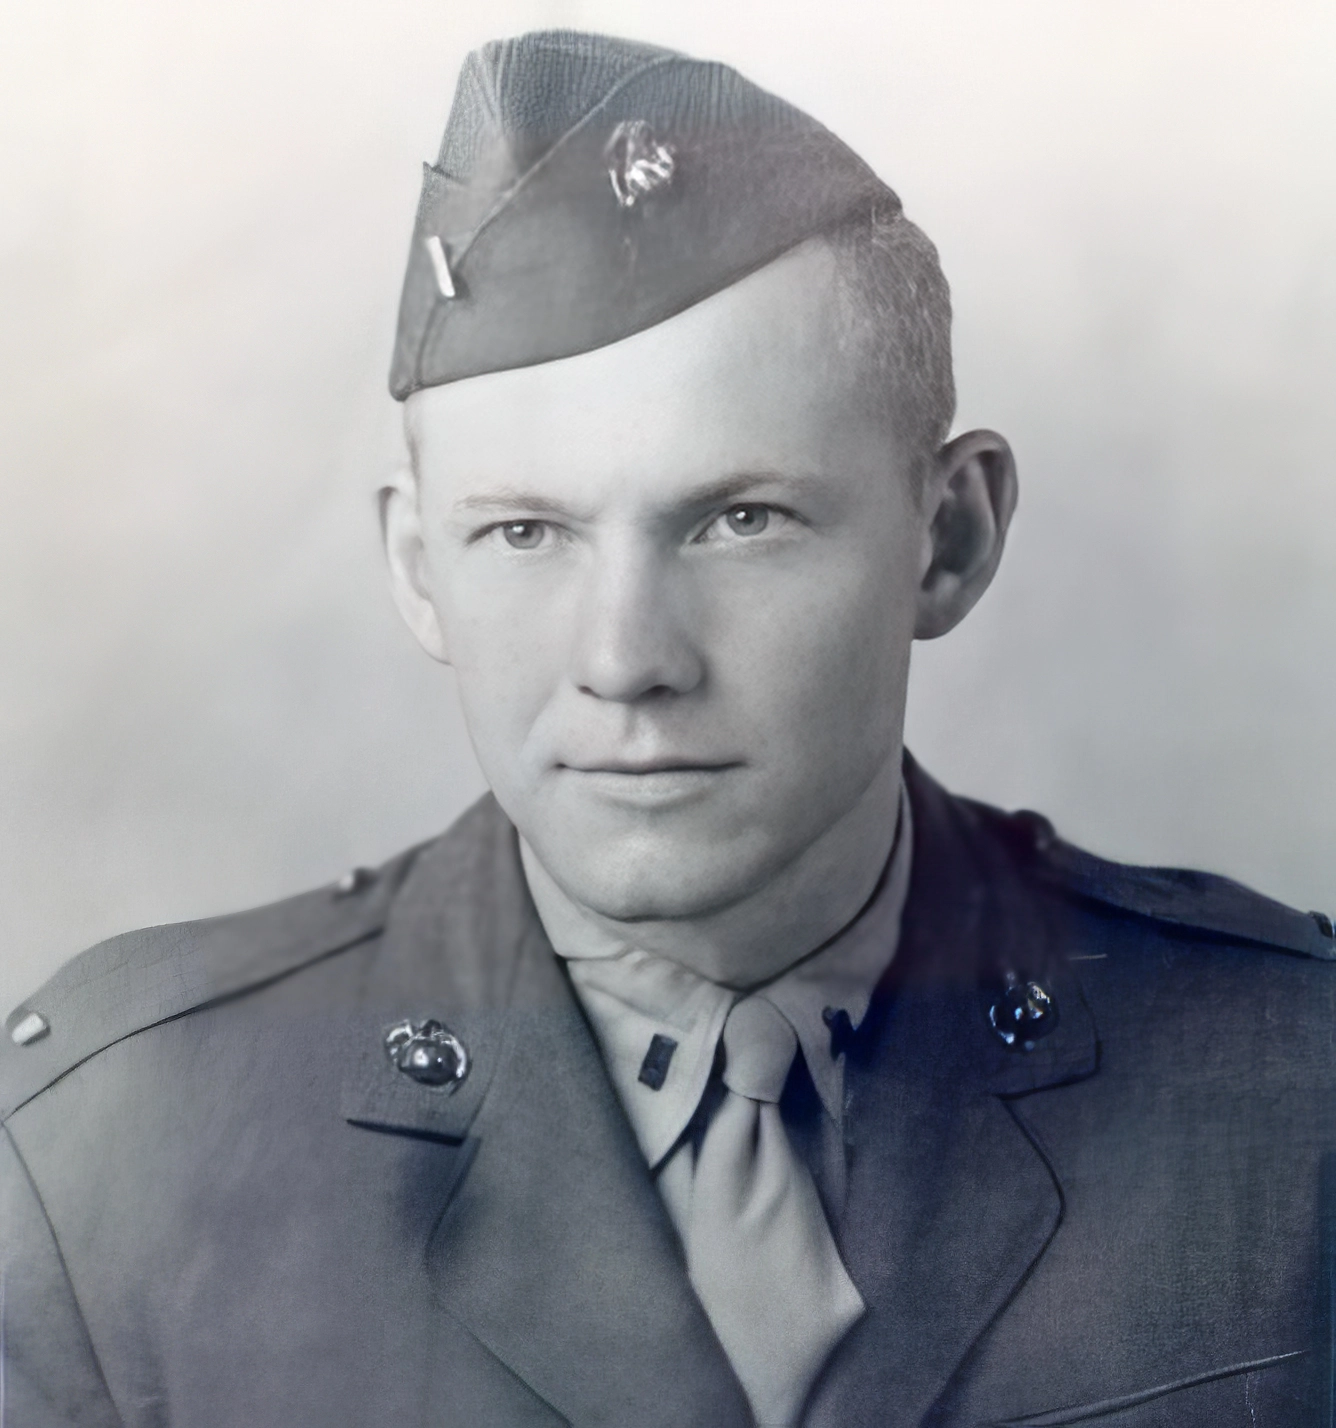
[{"left": 389, "top": 30, "right": 895, "bottom": 398}]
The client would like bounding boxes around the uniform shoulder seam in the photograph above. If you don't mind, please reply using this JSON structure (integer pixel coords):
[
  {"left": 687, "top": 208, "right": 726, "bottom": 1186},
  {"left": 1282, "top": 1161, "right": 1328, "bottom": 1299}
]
[
  {"left": 983, "top": 804, "right": 1336, "bottom": 962},
  {"left": 0, "top": 841, "right": 430, "bottom": 1120}
]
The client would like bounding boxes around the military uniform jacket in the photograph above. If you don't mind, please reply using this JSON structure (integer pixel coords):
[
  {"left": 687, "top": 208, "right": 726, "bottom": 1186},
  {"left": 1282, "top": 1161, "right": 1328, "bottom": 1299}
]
[{"left": 3, "top": 757, "right": 1334, "bottom": 1427}]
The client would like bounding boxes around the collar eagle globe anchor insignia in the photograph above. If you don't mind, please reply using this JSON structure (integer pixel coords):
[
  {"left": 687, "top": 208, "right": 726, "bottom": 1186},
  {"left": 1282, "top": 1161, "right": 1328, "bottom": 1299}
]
[
  {"left": 604, "top": 119, "right": 676, "bottom": 208},
  {"left": 384, "top": 1018, "right": 470, "bottom": 1089},
  {"left": 988, "top": 971, "right": 1058, "bottom": 1052}
]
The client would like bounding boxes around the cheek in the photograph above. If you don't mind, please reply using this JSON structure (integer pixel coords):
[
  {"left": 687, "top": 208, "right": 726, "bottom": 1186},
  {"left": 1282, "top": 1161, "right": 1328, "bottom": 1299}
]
[
  {"left": 434, "top": 567, "right": 570, "bottom": 766},
  {"left": 715, "top": 541, "right": 917, "bottom": 745}
]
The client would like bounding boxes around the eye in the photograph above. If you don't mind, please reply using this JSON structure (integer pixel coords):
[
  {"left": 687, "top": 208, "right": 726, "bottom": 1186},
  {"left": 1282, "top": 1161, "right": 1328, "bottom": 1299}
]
[
  {"left": 721, "top": 505, "right": 770, "bottom": 537},
  {"left": 499, "top": 520, "right": 547, "bottom": 550},
  {"left": 693, "top": 502, "right": 792, "bottom": 546}
]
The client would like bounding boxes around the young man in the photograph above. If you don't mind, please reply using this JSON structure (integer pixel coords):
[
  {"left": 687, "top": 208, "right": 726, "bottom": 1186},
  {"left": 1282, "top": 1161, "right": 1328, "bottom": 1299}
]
[{"left": 3, "top": 30, "right": 1333, "bottom": 1428}]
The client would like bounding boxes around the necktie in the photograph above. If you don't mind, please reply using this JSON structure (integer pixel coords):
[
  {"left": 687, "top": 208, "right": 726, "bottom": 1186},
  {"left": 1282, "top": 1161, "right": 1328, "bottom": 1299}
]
[{"left": 658, "top": 995, "right": 866, "bottom": 1426}]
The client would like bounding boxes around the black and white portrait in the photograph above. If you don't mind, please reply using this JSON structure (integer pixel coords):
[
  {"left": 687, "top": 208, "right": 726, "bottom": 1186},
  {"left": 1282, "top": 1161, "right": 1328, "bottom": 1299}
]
[{"left": 1, "top": 4, "right": 1333, "bottom": 1425}]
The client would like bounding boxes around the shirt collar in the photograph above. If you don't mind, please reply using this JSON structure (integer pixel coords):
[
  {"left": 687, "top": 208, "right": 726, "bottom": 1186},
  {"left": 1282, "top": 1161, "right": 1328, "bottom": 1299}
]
[{"left": 521, "top": 783, "right": 913, "bottom": 1169}]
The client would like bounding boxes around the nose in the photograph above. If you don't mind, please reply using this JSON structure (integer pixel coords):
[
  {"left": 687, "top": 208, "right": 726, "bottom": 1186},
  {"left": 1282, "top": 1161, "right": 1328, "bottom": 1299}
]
[{"left": 569, "top": 541, "right": 704, "bottom": 703}]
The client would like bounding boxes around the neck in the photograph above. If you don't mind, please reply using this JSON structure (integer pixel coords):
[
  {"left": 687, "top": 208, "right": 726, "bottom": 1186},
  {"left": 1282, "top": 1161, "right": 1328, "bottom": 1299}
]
[{"left": 522, "top": 753, "right": 903, "bottom": 989}]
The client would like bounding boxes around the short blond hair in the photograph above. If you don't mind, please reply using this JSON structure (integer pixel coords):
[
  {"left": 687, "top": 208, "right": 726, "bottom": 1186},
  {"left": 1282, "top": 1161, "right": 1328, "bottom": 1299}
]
[{"left": 825, "top": 199, "right": 956, "bottom": 480}]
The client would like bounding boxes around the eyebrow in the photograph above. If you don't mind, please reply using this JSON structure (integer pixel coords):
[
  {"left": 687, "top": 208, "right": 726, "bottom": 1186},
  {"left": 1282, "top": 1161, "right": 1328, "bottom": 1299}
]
[
  {"left": 451, "top": 471, "right": 823, "bottom": 521},
  {"left": 453, "top": 490, "right": 578, "bottom": 517},
  {"left": 678, "top": 472, "right": 825, "bottom": 508}
]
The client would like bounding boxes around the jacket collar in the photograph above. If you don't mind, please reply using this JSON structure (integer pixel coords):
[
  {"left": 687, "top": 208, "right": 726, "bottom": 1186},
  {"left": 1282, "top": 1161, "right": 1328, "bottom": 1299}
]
[
  {"left": 341, "top": 794, "right": 751, "bottom": 1427},
  {"left": 807, "top": 756, "right": 1101, "bottom": 1425},
  {"left": 341, "top": 761, "right": 1100, "bottom": 1426},
  {"left": 894, "top": 753, "right": 1101, "bottom": 1097}
]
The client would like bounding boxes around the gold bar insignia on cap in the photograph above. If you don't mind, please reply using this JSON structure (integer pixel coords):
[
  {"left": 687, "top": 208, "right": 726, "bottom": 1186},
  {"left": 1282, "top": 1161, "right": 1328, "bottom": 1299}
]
[{"left": 424, "top": 235, "right": 457, "bottom": 298}]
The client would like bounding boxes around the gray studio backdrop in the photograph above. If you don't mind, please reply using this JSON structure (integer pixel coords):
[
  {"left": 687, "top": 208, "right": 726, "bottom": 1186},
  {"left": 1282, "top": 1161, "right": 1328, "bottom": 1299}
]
[{"left": 2, "top": 0, "right": 1334, "bottom": 1013}]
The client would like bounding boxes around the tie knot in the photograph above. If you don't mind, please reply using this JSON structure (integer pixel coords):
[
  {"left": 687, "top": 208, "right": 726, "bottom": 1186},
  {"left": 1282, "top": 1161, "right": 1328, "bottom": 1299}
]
[{"left": 721, "top": 996, "right": 797, "bottom": 1103}]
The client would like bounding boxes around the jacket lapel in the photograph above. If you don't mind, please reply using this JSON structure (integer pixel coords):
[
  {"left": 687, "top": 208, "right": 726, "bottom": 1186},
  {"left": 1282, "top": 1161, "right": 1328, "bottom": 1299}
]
[
  {"left": 341, "top": 796, "right": 750, "bottom": 1428},
  {"left": 807, "top": 760, "right": 1100, "bottom": 1428},
  {"left": 338, "top": 767, "right": 1099, "bottom": 1427}
]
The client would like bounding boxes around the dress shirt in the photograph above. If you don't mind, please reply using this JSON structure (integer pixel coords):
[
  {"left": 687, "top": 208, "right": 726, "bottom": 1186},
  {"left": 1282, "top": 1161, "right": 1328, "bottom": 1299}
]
[{"left": 520, "top": 784, "right": 913, "bottom": 1181}]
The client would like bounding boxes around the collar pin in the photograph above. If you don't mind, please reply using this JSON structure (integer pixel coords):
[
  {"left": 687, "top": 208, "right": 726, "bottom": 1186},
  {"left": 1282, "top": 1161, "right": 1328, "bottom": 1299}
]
[
  {"left": 988, "top": 972, "right": 1058, "bottom": 1052},
  {"left": 384, "top": 1018, "right": 469, "bottom": 1089}
]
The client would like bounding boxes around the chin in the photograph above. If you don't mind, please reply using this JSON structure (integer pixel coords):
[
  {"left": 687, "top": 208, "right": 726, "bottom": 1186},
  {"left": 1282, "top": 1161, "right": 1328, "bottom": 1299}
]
[{"left": 540, "top": 827, "right": 767, "bottom": 924}]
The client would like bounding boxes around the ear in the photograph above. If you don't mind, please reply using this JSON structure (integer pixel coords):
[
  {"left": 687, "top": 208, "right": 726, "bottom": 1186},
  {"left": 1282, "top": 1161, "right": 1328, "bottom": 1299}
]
[
  {"left": 379, "top": 469, "right": 451, "bottom": 664},
  {"left": 914, "top": 429, "right": 1018, "bottom": 640}
]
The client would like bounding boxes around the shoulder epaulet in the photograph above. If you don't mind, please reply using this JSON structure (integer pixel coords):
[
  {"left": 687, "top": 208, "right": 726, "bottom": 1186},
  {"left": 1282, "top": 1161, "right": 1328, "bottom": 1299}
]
[
  {"left": 994, "top": 807, "right": 1336, "bottom": 961},
  {"left": 0, "top": 843, "right": 428, "bottom": 1120}
]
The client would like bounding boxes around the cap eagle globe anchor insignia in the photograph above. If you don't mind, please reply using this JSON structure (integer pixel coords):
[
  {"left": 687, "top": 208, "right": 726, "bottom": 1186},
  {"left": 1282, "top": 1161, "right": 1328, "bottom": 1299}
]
[
  {"left": 416, "top": 117, "right": 674, "bottom": 306},
  {"left": 386, "top": 35, "right": 892, "bottom": 402},
  {"left": 604, "top": 119, "right": 676, "bottom": 208}
]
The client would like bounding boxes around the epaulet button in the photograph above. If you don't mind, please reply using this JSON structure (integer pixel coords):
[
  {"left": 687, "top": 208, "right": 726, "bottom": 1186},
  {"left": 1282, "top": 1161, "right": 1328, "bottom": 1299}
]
[
  {"left": 1010, "top": 809, "right": 1056, "bottom": 855},
  {"left": 335, "top": 867, "right": 376, "bottom": 898},
  {"left": 9, "top": 1011, "right": 49, "bottom": 1047}
]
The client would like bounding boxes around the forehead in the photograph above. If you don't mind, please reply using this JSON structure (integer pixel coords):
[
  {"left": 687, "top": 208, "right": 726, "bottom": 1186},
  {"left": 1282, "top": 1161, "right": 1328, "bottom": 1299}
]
[{"left": 405, "top": 240, "right": 894, "bottom": 498}]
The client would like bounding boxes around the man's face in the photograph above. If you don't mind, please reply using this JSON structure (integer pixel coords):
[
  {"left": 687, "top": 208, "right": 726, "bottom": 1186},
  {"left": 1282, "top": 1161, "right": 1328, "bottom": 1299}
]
[{"left": 399, "top": 241, "right": 930, "bottom": 926}]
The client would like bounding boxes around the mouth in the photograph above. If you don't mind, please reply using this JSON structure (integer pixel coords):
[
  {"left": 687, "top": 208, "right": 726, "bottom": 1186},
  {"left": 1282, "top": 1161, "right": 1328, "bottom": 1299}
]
[
  {"left": 563, "top": 759, "right": 740, "bottom": 775},
  {"left": 557, "top": 760, "right": 742, "bottom": 804}
]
